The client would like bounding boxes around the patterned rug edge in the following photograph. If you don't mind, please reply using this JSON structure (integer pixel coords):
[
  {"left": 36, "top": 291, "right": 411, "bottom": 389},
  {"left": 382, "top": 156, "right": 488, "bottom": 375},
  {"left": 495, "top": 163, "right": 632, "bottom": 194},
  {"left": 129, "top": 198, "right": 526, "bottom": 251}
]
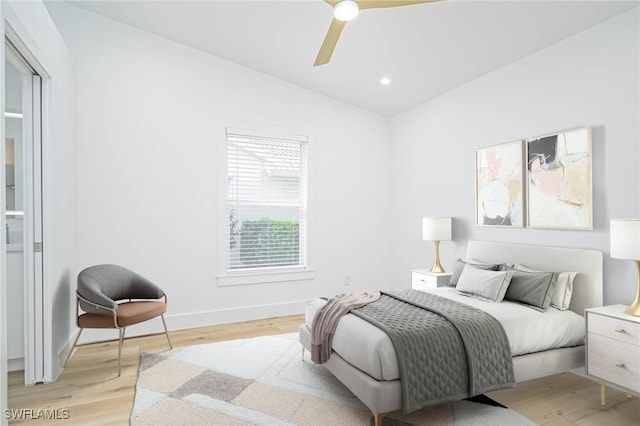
[{"left": 131, "top": 334, "right": 535, "bottom": 426}]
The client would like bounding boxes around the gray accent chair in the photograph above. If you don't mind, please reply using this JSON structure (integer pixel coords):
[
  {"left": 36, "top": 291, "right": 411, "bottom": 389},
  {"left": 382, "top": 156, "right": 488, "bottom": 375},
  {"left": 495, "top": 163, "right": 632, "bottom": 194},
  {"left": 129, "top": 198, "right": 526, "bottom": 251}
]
[{"left": 69, "top": 264, "right": 172, "bottom": 376}]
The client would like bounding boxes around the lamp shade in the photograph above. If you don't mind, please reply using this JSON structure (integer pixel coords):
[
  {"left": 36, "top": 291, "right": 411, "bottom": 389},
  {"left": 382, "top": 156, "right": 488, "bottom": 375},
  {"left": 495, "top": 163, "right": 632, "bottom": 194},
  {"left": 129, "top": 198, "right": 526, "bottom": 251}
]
[
  {"left": 422, "top": 217, "right": 452, "bottom": 241},
  {"left": 611, "top": 219, "right": 640, "bottom": 260}
]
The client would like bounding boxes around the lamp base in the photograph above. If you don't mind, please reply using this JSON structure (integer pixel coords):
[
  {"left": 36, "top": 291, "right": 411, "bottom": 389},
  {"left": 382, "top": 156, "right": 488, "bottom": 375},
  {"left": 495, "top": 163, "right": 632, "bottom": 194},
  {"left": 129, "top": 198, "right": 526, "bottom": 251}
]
[
  {"left": 429, "top": 240, "right": 445, "bottom": 273},
  {"left": 430, "top": 264, "right": 445, "bottom": 273},
  {"left": 624, "top": 260, "right": 640, "bottom": 317}
]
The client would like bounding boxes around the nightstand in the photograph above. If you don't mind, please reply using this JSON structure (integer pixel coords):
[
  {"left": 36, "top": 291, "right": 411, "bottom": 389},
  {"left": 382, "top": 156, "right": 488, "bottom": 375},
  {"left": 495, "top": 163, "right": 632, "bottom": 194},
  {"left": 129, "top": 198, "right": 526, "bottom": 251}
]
[
  {"left": 411, "top": 269, "right": 452, "bottom": 290},
  {"left": 585, "top": 305, "right": 640, "bottom": 405}
]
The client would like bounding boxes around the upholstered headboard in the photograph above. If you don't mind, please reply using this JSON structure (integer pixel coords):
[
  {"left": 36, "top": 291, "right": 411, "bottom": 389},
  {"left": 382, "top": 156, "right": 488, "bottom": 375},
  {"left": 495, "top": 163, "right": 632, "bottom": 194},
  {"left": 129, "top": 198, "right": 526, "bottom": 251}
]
[{"left": 466, "top": 240, "right": 603, "bottom": 315}]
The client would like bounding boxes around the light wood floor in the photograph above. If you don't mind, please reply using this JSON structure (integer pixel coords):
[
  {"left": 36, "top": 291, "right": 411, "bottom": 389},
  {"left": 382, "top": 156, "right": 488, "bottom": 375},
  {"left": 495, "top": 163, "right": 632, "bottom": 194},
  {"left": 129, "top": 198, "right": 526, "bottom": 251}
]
[{"left": 7, "top": 315, "right": 639, "bottom": 425}]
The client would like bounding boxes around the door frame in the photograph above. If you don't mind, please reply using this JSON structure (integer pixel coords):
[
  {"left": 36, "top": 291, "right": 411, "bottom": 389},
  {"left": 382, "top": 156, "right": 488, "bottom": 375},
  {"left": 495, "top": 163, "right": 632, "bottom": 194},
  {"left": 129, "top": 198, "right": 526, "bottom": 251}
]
[
  {"left": 4, "top": 25, "right": 49, "bottom": 386},
  {"left": 1, "top": 7, "right": 8, "bottom": 420}
]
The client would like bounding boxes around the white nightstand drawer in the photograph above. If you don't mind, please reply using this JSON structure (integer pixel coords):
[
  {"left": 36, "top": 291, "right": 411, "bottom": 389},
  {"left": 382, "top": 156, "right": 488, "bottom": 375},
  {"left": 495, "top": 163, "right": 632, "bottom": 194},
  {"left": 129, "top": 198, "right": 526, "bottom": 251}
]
[
  {"left": 588, "top": 333, "right": 640, "bottom": 392},
  {"left": 411, "top": 270, "right": 451, "bottom": 289},
  {"left": 411, "top": 272, "right": 433, "bottom": 288},
  {"left": 588, "top": 313, "right": 640, "bottom": 346}
]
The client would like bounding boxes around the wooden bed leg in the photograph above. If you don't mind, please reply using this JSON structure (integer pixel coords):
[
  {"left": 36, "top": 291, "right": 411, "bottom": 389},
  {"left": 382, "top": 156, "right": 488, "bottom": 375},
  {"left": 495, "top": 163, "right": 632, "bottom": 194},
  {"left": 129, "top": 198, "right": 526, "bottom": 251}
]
[
  {"left": 373, "top": 412, "right": 385, "bottom": 426},
  {"left": 600, "top": 381, "right": 606, "bottom": 406},
  {"left": 301, "top": 346, "right": 305, "bottom": 361}
]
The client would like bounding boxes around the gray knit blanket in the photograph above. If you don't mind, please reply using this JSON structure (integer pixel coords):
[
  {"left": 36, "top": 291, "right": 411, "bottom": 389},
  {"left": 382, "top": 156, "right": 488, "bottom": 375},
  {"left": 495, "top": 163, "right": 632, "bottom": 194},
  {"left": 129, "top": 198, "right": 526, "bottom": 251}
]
[{"left": 351, "top": 289, "right": 515, "bottom": 414}]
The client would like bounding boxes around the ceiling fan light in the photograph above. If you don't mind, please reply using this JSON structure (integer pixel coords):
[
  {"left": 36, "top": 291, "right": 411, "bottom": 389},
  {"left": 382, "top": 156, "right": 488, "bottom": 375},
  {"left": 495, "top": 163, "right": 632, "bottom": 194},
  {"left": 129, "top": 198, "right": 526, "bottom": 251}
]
[{"left": 334, "top": 0, "right": 359, "bottom": 22}]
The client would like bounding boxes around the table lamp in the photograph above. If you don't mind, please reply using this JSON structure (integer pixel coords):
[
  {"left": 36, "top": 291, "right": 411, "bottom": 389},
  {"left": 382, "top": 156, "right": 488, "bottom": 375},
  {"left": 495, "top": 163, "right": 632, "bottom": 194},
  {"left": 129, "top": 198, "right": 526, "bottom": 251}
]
[
  {"left": 422, "top": 217, "right": 452, "bottom": 273},
  {"left": 610, "top": 219, "right": 640, "bottom": 316}
]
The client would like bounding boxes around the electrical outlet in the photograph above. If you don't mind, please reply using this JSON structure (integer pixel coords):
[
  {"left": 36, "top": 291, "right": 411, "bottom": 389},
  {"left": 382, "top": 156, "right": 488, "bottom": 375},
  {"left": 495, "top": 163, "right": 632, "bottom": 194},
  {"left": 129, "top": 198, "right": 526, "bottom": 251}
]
[{"left": 344, "top": 275, "right": 351, "bottom": 286}]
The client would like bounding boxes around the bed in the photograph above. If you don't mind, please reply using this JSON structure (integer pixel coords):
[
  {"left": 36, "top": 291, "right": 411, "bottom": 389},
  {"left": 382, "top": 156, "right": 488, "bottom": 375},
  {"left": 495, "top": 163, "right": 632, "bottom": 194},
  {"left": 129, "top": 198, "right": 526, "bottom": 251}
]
[{"left": 298, "top": 240, "right": 603, "bottom": 426}]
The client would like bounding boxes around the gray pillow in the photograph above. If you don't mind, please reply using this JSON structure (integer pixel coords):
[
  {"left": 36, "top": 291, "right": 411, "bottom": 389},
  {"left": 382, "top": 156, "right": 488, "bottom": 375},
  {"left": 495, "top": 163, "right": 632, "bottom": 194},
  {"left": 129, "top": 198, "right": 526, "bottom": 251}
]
[
  {"left": 501, "top": 265, "right": 558, "bottom": 311},
  {"left": 450, "top": 258, "right": 502, "bottom": 286},
  {"left": 455, "top": 264, "right": 513, "bottom": 302},
  {"left": 511, "top": 264, "right": 576, "bottom": 310}
]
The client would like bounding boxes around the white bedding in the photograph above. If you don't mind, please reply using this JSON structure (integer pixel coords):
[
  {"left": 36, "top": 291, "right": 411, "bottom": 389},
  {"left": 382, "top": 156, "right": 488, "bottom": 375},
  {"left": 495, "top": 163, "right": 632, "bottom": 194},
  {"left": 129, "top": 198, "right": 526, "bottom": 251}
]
[{"left": 304, "top": 287, "right": 586, "bottom": 381}]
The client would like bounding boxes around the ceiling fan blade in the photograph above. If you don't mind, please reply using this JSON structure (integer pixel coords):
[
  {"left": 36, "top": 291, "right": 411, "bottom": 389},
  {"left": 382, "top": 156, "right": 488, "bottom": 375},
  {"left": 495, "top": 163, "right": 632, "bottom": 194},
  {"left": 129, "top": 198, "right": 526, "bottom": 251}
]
[
  {"left": 314, "top": 18, "right": 347, "bottom": 66},
  {"left": 359, "top": 0, "right": 441, "bottom": 10}
]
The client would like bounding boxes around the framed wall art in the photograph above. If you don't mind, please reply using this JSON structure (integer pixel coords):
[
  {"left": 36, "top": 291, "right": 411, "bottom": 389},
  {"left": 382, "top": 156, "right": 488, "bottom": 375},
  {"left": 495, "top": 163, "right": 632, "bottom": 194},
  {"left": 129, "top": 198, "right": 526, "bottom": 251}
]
[
  {"left": 476, "top": 140, "right": 524, "bottom": 227},
  {"left": 526, "top": 126, "right": 592, "bottom": 230}
]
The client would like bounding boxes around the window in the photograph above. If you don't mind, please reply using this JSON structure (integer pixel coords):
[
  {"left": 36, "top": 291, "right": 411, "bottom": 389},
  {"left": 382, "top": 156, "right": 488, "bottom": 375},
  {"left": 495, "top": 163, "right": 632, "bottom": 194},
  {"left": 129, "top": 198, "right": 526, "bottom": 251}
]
[{"left": 225, "top": 128, "right": 308, "bottom": 274}]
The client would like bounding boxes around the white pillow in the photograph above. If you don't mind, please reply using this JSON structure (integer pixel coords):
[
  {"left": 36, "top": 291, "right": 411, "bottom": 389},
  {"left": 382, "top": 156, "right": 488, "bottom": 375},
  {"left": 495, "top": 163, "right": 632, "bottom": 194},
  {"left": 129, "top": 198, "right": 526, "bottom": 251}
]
[
  {"left": 450, "top": 258, "right": 503, "bottom": 286},
  {"left": 455, "top": 264, "right": 513, "bottom": 302},
  {"left": 512, "top": 264, "right": 577, "bottom": 310}
]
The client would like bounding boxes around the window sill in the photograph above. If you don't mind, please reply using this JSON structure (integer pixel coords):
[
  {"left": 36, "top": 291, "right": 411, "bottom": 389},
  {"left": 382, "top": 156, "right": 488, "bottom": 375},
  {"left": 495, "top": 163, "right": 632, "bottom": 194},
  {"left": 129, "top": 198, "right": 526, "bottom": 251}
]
[{"left": 216, "top": 269, "right": 316, "bottom": 287}]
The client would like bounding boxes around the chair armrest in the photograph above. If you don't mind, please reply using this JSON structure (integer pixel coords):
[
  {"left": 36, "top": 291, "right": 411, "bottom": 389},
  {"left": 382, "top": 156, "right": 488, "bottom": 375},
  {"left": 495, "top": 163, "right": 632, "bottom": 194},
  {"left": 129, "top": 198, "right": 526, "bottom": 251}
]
[
  {"left": 77, "top": 271, "right": 119, "bottom": 313},
  {"left": 76, "top": 291, "right": 115, "bottom": 312},
  {"left": 129, "top": 276, "right": 165, "bottom": 299},
  {"left": 76, "top": 292, "right": 119, "bottom": 328}
]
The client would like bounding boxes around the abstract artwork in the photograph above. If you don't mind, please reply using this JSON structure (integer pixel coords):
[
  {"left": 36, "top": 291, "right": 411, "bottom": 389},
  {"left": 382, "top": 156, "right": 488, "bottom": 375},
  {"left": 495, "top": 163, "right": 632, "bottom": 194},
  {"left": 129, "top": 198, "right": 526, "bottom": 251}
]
[
  {"left": 476, "top": 141, "right": 523, "bottom": 227},
  {"left": 526, "top": 127, "right": 592, "bottom": 230}
]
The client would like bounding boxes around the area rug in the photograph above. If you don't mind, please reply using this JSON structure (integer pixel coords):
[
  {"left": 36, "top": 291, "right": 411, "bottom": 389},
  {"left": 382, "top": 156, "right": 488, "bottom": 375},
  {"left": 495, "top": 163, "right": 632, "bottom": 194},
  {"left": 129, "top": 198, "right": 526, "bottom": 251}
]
[{"left": 131, "top": 333, "right": 535, "bottom": 425}]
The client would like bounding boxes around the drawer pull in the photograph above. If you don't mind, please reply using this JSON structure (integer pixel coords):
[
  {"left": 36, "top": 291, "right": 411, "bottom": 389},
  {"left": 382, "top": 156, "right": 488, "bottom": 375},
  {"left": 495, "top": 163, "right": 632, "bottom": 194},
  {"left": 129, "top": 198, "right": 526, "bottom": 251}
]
[
  {"left": 614, "top": 329, "right": 626, "bottom": 334},
  {"left": 420, "top": 279, "right": 425, "bottom": 283},
  {"left": 615, "top": 363, "right": 626, "bottom": 369}
]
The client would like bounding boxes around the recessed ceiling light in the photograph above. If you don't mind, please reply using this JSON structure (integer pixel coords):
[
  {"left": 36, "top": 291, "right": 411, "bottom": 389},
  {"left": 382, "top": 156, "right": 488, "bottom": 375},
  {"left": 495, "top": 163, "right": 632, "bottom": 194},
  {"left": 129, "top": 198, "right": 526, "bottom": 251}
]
[{"left": 380, "top": 77, "right": 392, "bottom": 86}]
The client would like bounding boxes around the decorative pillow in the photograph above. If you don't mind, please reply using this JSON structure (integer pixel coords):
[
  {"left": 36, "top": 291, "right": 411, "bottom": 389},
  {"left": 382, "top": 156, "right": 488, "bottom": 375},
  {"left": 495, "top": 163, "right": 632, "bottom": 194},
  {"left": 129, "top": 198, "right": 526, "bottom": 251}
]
[
  {"left": 501, "top": 265, "right": 558, "bottom": 311},
  {"left": 552, "top": 272, "right": 577, "bottom": 310},
  {"left": 455, "top": 264, "right": 513, "bottom": 302},
  {"left": 450, "top": 258, "right": 502, "bottom": 287},
  {"left": 512, "top": 264, "right": 577, "bottom": 310}
]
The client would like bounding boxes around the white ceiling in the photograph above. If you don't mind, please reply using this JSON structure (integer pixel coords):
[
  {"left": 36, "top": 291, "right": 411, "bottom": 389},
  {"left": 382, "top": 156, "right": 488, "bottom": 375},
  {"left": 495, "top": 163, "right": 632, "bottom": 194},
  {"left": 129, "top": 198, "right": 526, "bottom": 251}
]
[{"left": 63, "top": 0, "right": 638, "bottom": 117}]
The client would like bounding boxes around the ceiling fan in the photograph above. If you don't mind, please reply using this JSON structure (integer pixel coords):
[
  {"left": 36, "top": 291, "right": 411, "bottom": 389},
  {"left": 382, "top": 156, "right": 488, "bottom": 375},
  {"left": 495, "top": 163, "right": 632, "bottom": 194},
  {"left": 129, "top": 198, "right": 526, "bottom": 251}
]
[{"left": 314, "top": 0, "right": 442, "bottom": 66}]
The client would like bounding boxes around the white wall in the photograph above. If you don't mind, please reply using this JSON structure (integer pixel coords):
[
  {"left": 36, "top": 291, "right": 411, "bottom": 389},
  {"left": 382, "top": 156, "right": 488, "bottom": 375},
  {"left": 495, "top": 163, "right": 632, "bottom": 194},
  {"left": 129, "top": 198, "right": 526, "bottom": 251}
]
[
  {"left": 390, "top": 8, "right": 640, "bottom": 305},
  {"left": 37, "top": 2, "right": 638, "bottom": 351},
  {"left": 47, "top": 3, "right": 391, "bottom": 342}
]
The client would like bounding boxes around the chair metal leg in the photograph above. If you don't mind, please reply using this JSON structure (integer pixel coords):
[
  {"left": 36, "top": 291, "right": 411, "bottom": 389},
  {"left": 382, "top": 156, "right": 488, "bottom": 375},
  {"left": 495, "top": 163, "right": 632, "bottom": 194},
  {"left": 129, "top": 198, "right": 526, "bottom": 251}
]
[
  {"left": 118, "top": 328, "right": 125, "bottom": 377},
  {"left": 161, "top": 314, "right": 173, "bottom": 349}
]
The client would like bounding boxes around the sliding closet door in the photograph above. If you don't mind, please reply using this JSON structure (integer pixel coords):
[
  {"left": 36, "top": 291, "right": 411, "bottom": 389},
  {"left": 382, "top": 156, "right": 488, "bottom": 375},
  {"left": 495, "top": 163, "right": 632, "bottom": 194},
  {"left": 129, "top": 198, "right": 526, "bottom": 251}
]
[
  {"left": 5, "top": 39, "right": 45, "bottom": 385},
  {"left": 23, "top": 74, "right": 44, "bottom": 384}
]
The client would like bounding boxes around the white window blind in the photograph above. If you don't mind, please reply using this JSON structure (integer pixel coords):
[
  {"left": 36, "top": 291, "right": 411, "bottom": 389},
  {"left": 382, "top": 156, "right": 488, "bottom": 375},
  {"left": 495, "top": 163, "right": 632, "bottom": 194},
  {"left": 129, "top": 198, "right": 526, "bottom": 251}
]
[{"left": 226, "top": 128, "right": 308, "bottom": 272}]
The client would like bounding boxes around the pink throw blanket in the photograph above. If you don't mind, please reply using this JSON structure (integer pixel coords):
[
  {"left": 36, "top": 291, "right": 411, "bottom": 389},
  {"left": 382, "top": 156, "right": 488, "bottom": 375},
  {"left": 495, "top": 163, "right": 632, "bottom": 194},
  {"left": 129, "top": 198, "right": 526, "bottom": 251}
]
[{"left": 310, "top": 290, "right": 381, "bottom": 363}]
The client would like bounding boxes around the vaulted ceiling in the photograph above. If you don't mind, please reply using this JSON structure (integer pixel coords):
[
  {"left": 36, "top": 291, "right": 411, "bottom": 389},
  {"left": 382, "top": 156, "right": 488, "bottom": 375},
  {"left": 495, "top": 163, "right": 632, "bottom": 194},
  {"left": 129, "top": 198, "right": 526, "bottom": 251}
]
[{"left": 63, "top": 1, "right": 638, "bottom": 116}]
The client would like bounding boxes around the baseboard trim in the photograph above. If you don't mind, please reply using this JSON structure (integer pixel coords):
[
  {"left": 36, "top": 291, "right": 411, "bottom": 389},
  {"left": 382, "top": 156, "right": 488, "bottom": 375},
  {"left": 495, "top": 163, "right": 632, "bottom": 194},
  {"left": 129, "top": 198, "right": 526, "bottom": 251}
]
[
  {"left": 76, "top": 300, "right": 307, "bottom": 345},
  {"left": 8, "top": 357, "right": 25, "bottom": 373},
  {"left": 53, "top": 330, "right": 80, "bottom": 381}
]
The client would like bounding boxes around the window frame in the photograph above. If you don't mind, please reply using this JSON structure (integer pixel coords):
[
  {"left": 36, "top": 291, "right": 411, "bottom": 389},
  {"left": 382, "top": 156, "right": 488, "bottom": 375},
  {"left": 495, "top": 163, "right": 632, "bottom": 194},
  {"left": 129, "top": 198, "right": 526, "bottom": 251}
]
[{"left": 216, "top": 125, "right": 315, "bottom": 286}]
